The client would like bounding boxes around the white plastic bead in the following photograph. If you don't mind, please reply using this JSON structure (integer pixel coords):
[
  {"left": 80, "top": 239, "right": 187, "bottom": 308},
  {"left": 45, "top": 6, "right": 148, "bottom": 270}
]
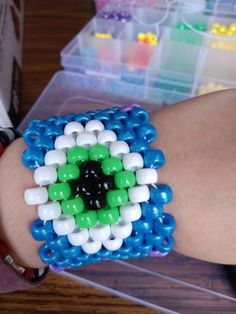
[
  {"left": 102, "top": 236, "right": 123, "bottom": 251},
  {"left": 128, "top": 185, "right": 150, "bottom": 203},
  {"left": 85, "top": 119, "right": 105, "bottom": 135},
  {"left": 109, "top": 141, "right": 130, "bottom": 159},
  {"left": 76, "top": 131, "right": 97, "bottom": 148},
  {"left": 24, "top": 187, "right": 48, "bottom": 205},
  {"left": 38, "top": 202, "right": 61, "bottom": 221},
  {"left": 122, "top": 153, "right": 144, "bottom": 171},
  {"left": 64, "top": 121, "right": 84, "bottom": 138},
  {"left": 53, "top": 215, "right": 76, "bottom": 236},
  {"left": 89, "top": 224, "right": 111, "bottom": 241},
  {"left": 34, "top": 166, "right": 57, "bottom": 186},
  {"left": 136, "top": 168, "right": 158, "bottom": 185},
  {"left": 54, "top": 135, "right": 76, "bottom": 152},
  {"left": 67, "top": 227, "right": 89, "bottom": 246},
  {"left": 110, "top": 218, "right": 132, "bottom": 239},
  {"left": 120, "top": 203, "right": 142, "bottom": 222},
  {"left": 97, "top": 130, "right": 117, "bottom": 147},
  {"left": 81, "top": 238, "right": 102, "bottom": 254},
  {"left": 44, "top": 150, "right": 67, "bottom": 168}
]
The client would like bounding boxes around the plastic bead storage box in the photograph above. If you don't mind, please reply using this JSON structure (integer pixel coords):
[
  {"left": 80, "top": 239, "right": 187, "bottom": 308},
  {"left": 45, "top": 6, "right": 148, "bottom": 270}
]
[
  {"left": 61, "top": 0, "right": 236, "bottom": 105},
  {"left": 18, "top": 70, "right": 236, "bottom": 313}
]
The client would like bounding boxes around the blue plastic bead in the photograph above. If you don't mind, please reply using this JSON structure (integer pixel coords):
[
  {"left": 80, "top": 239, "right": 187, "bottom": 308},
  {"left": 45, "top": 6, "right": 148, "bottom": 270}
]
[
  {"left": 23, "top": 129, "right": 41, "bottom": 146},
  {"left": 117, "top": 245, "right": 132, "bottom": 255},
  {"left": 119, "top": 254, "right": 129, "bottom": 260},
  {"left": 56, "top": 256, "right": 71, "bottom": 268},
  {"left": 136, "top": 124, "right": 157, "bottom": 143},
  {"left": 103, "top": 108, "right": 117, "bottom": 116},
  {"left": 86, "top": 111, "right": 96, "bottom": 119},
  {"left": 95, "top": 111, "right": 111, "bottom": 122},
  {"left": 126, "top": 117, "right": 141, "bottom": 128},
  {"left": 143, "top": 149, "right": 166, "bottom": 169},
  {"left": 155, "top": 235, "right": 175, "bottom": 253},
  {"left": 39, "top": 243, "right": 60, "bottom": 264},
  {"left": 70, "top": 258, "right": 84, "bottom": 268},
  {"left": 141, "top": 202, "right": 163, "bottom": 219},
  {"left": 47, "top": 235, "right": 69, "bottom": 250},
  {"left": 28, "top": 119, "right": 41, "bottom": 129},
  {"left": 47, "top": 116, "right": 59, "bottom": 125},
  {"left": 44, "top": 125, "right": 64, "bottom": 137},
  {"left": 74, "top": 114, "right": 90, "bottom": 125},
  {"left": 145, "top": 232, "right": 162, "bottom": 246},
  {"left": 110, "top": 251, "right": 121, "bottom": 260},
  {"left": 155, "top": 213, "right": 176, "bottom": 236},
  {"left": 124, "top": 231, "right": 143, "bottom": 248},
  {"left": 136, "top": 243, "right": 153, "bottom": 255},
  {"left": 31, "top": 219, "right": 53, "bottom": 241},
  {"left": 55, "top": 116, "right": 70, "bottom": 128},
  {"left": 130, "top": 107, "right": 149, "bottom": 123},
  {"left": 117, "top": 128, "right": 136, "bottom": 142},
  {"left": 133, "top": 218, "right": 153, "bottom": 234},
  {"left": 22, "top": 147, "right": 45, "bottom": 169},
  {"left": 150, "top": 184, "right": 173, "bottom": 205},
  {"left": 97, "top": 248, "right": 112, "bottom": 258},
  {"left": 89, "top": 256, "right": 102, "bottom": 264},
  {"left": 64, "top": 113, "right": 76, "bottom": 121},
  {"left": 105, "top": 119, "right": 123, "bottom": 132},
  {"left": 113, "top": 110, "right": 129, "bottom": 122},
  {"left": 61, "top": 245, "right": 81, "bottom": 259},
  {"left": 130, "top": 139, "right": 149, "bottom": 153},
  {"left": 129, "top": 251, "right": 142, "bottom": 258}
]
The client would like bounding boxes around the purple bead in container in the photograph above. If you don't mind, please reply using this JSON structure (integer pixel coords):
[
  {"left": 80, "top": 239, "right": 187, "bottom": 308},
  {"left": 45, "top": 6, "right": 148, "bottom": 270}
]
[{"left": 100, "top": 10, "right": 132, "bottom": 22}]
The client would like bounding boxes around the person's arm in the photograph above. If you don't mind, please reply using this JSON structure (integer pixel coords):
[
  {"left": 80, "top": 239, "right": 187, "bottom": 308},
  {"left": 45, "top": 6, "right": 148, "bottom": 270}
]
[
  {"left": 150, "top": 89, "right": 236, "bottom": 264},
  {"left": 0, "top": 89, "right": 235, "bottom": 275}
]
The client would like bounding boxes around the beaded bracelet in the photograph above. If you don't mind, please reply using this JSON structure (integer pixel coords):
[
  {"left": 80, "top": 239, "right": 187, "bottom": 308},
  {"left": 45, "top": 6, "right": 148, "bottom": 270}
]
[{"left": 22, "top": 105, "right": 176, "bottom": 270}]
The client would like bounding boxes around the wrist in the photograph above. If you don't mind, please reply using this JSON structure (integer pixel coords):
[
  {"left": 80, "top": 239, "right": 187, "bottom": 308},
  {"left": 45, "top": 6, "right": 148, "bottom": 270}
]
[{"left": 0, "top": 138, "right": 45, "bottom": 268}]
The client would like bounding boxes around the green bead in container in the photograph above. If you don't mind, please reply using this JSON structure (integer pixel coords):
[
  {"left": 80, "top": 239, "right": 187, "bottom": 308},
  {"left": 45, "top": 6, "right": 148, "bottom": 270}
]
[
  {"left": 89, "top": 144, "right": 109, "bottom": 161},
  {"left": 61, "top": 197, "right": 84, "bottom": 215},
  {"left": 114, "top": 170, "right": 136, "bottom": 189},
  {"left": 67, "top": 147, "right": 88, "bottom": 165},
  {"left": 57, "top": 164, "right": 80, "bottom": 182},
  {"left": 97, "top": 206, "right": 119, "bottom": 225},
  {"left": 76, "top": 210, "right": 97, "bottom": 228},
  {"left": 107, "top": 189, "right": 128, "bottom": 207},
  {"left": 48, "top": 182, "right": 71, "bottom": 201},
  {"left": 102, "top": 156, "right": 123, "bottom": 175},
  {"left": 195, "top": 23, "right": 206, "bottom": 32}
]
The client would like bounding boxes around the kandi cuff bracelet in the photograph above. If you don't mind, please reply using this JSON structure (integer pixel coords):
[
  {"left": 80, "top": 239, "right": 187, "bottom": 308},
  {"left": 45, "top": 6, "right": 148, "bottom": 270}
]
[{"left": 22, "top": 105, "right": 176, "bottom": 270}]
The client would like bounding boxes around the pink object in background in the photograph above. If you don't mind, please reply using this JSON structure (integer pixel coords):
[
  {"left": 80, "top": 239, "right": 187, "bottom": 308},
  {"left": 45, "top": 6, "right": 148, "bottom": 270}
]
[{"left": 94, "top": 0, "right": 110, "bottom": 12}]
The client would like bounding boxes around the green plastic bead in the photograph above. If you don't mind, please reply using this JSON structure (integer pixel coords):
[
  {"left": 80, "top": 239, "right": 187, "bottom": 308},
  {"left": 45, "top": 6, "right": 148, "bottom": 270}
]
[
  {"left": 61, "top": 197, "right": 84, "bottom": 215},
  {"left": 67, "top": 147, "right": 88, "bottom": 165},
  {"left": 76, "top": 210, "right": 97, "bottom": 228},
  {"left": 176, "top": 23, "right": 190, "bottom": 30},
  {"left": 57, "top": 164, "right": 80, "bottom": 182},
  {"left": 102, "top": 157, "right": 123, "bottom": 175},
  {"left": 195, "top": 23, "right": 206, "bottom": 32},
  {"left": 89, "top": 144, "right": 109, "bottom": 161},
  {"left": 48, "top": 182, "right": 71, "bottom": 201},
  {"left": 97, "top": 206, "right": 119, "bottom": 225},
  {"left": 107, "top": 189, "right": 128, "bottom": 207},
  {"left": 114, "top": 171, "right": 136, "bottom": 189}
]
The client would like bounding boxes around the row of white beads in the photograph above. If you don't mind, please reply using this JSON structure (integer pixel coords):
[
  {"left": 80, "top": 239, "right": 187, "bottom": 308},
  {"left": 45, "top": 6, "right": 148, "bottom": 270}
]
[{"left": 54, "top": 216, "right": 133, "bottom": 254}]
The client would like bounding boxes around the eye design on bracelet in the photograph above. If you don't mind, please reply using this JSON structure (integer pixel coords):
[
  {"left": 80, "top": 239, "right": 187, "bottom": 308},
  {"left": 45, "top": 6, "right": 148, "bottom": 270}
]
[{"left": 22, "top": 106, "right": 176, "bottom": 269}]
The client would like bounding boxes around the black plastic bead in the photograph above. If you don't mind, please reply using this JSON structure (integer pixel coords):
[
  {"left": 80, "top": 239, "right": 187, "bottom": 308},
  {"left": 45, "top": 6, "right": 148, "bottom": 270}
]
[
  {"left": 83, "top": 193, "right": 106, "bottom": 210},
  {"left": 80, "top": 161, "right": 103, "bottom": 178},
  {"left": 96, "top": 175, "right": 115, "bottom": 191}
]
